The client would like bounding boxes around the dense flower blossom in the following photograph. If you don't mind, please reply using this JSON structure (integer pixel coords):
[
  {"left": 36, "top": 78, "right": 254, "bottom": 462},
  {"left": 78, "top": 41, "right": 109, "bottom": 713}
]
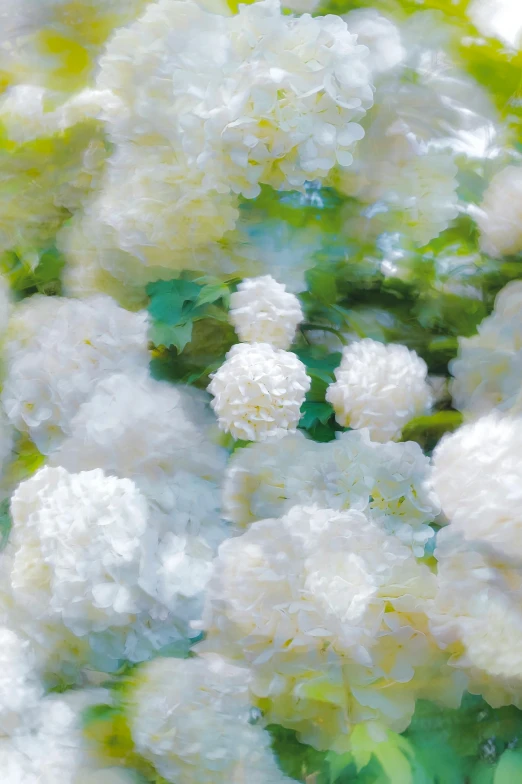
[
  {"left": 326, "top": 339, "right": 432, "bottom": 442},
  {"left": 1, "top": 295, "right": 150, "bottom": 452},
  {"left": 429, "top": 527, "right": 522, "bottom": 708},
  {"left": 4, "top": 466, "right": 215, "bottom": 669},
  {"left": 0, "top": 626, "right": 42, "bottom": 735},
  {"left": 450, "top": 281, "right": 522, "bottom": 418},
  {"left": 71, "top": 0, "right": 373, "bottom": 280},
  {"left": 128, "top": 654, "right": 295, "bottom": 783},
  {"left": 477, "top": 166, "right": 522, "bottom": 257},
  {"left": 208, "top": 342, "right": 310, "bottom": 441},
  {"left": 198, "top": 505, "right": 461, "bottom": 752},
  {"left": 229, "top": 275, "right": 304, "bottom": 349},
  {"left": 223, "top": 429, "right": 439, "bottom": 553},
  {"left": 432, "top": 414, "right": 522, "bottom": 557}
]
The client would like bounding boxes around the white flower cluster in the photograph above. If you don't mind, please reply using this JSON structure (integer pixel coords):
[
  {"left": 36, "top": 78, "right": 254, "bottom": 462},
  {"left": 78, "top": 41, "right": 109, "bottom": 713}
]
[
  {"left": 0, "top": 626, "right": 42, "bottom": 735},
  {"left": 429, "top": 527, "right": 522, "bottom": 709},
  {"left": 0, "top": 688, "right": 136, "bottom": 784},
  {"left": 229, "top": 275, "right": 304, "bottom": 349},
  {"left": 208, "top": 342, "right": 310, "bottom": 441},
  {"left": 2, "top": 466, "right": 217, "bottom": 670},
  {"left": 128, "top": 654, "right": 295, "bottom": 784},
  {"left": 343, "top": 9, "right": 405, "bottom": 76},
  {"left": 326, "top": 339, "right": 432, "bottom": 442},
  {"left": 450, "top": 280, "right": 522, "bottom": 418},
  {"left": 198, "top": 505, "right": 460, "bottom": 752},
  {"left": 67, "top": 0, "right": 373, "bottom": 284},
  {"left": 477, "top": 166, "right": 522, "bottom": 257},
  {"left": 1, "top": 295, "right": 150, "bottom": 453},
  {"left": 432, "top": 414, "right": 522, "bottom": 557},
  {"left": 223, "top": 429, "right": 439, "bottom": 553}
]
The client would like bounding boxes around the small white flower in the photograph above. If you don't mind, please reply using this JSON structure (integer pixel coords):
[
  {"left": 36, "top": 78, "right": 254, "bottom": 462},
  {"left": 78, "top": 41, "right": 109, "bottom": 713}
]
[
  {"left": 326, "top": 339, "right": 432, "bottom": 442},
  {"left": 229, "top": 275, "right": 304, "bottom": 349},
  {"left": 208, "top": 343, "right": 310, "bottom": 442}
]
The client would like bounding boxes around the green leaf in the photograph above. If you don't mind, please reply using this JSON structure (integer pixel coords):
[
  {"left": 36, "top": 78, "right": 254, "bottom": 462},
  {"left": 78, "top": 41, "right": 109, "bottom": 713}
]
[
  {"left": 300, "top": 401, "right": 335, "bottom": 430},
  {"left": 401, "top": 411, "right": 464, "bottom": 448},
  {"left": 494, "top": 750, "right": 522, "bottom": 783}
]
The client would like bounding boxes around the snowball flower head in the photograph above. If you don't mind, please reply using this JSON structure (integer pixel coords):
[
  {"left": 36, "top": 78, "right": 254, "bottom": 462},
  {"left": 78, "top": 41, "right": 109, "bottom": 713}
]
[
  {"left": 229, "top": 275, "right": 304, "bottom": 349},
  {"left": 223, "top": 429, "right": 439, "bottom": 553},
  {"left": 51, "top": 370, "right": 227, "bottom": 503},
  {"left": 450, "top": 280, "right": 522, "bottom": 418},
  {"left": 432, "top": 413, "right": 522, "bottom": 557},
  {"left": 1, "top": 295, "right": 149, "bottom": 453},
  {"left": 477, "top": 166, "right": 522, "bottom": 256},
  {"left": 326, "top": 339, "right": 432, "bottom": 441},
  {"left": 429, "top": 527, "right": 522, "bottom": 708},
  {"left": 208, "top": 343, "right": 310, "bottom": 441},
  {"left": 0, "top": 626, "right": 42, "bottom": 735},
  {"left": 8, "top": 466, "right": 154, "bottom": 636},
  {"left": 128, "top": 655, "right": 294, "bottom": 784},
  {"left": 199, "top": 505, "right": 457, "bottom": 752},
  {"left": 343, "top": 9, "right": 405, "bottom": 75}
]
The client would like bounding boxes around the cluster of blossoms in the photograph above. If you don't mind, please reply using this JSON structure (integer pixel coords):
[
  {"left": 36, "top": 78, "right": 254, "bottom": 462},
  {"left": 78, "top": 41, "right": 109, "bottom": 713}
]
[
  {"left": 223, "top": 428, "right": 439, "bottom": 553},
  {"left": 326, "top": 338, "right": 433, "bottom": 442},
  {"left": 128, "top": 654, "right": 296, "bottom": 783},
  {"left": 450, "top": 280, "right": 522, "bottom": 419},
  {"left": 197, "top": 505, "right": 461, "bottom": 752}
]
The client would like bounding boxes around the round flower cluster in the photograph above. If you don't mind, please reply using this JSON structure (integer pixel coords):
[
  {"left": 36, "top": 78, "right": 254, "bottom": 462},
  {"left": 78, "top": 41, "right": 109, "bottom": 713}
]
[
  {"left": 128, "top": 654, "right": 295, "bottom": 784},
  {"left": 1, "top": 295, "right": 150, "bottom": 453},
  {"left": 198, "top": 505, "right": 460, "bottom": 752},
  {"left": 208, "top": 342, "right": 310, "bottom": 442},
  {"left": 432, "top": 414, "right": 522, "bottom": 557},
  {"left": 450, "top": 280, "right": 522, "bottom": 418},
  {"left": 51, "top": 370, "right": 227, "bottom": 496},
  {"left": 326, "top": 339, "right": 432, "bottom": 442},
  {"left": 223, "top": 429, "right": 439, "bottom": 553},
  {"left": 73, "top": 0, "right": 373, "bottom": 281},
  {"left": 229, "top": 275, "right": 304, "bottom": 349},
  {"left": 477, "top": 166, "right": 522, "bottom": 257},
  {"left": 429, "top": 526, "right": 522, "bottom": 708},
  {"left": 3, "top": 466, "right": 216, "bottom": 670}
]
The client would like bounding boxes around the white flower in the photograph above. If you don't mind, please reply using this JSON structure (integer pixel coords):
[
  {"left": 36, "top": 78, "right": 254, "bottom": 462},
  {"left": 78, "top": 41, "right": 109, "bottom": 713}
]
[
  {"left": 477, "top": 166, "right": 522, "bottom": 256},
  {"left": 78, "top": 0, "right": 372, "bottom": 277},
  {"left": 128, "top": 655, "right": 294, "bottom": 784},
  {"left": 0, "top": 689, "right": 133, "bottom": 784},
  {"left": 5, "top": 466, "right": 214, "bottom": 669},
  {"left": 343, "top": 10, "right": 405, "bottom": 76},
  {"left": 326, "top": 339, "right": 432, "bottom": 442},
  {"left": 1, "top": 295, "right": 150, "bottom": 453},
  {"left": 450, "top": 281, "right": 522, "bottom": 418},
  {"left": 51, "top": 370, "right": 227, "bottom": 488},
  {"left": 208, "top": 343, "right": 310, "bottom": 442},
  {"left": 0, "top": 626, "right": 42, "bottom": 735},
  {"left": 429, "top": 527, "right": 522, "bottom": 708},
  {"left": 199, "top": 505, "right": 458, "bottom": 752},
  {"left": 431, "top": 414, "right": 522, "bottom": 558},
  {"left": 223, "top": 429, "right": 439, "bottom": 553},
  {"left": 229, "top": 275, "right": 304, "bottom": 349}
]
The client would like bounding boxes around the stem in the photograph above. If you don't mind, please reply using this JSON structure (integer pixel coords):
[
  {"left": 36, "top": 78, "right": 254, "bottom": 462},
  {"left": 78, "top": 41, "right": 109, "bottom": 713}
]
[{"left": 300, "top": 323, "right": 348, "bottom": 346}]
